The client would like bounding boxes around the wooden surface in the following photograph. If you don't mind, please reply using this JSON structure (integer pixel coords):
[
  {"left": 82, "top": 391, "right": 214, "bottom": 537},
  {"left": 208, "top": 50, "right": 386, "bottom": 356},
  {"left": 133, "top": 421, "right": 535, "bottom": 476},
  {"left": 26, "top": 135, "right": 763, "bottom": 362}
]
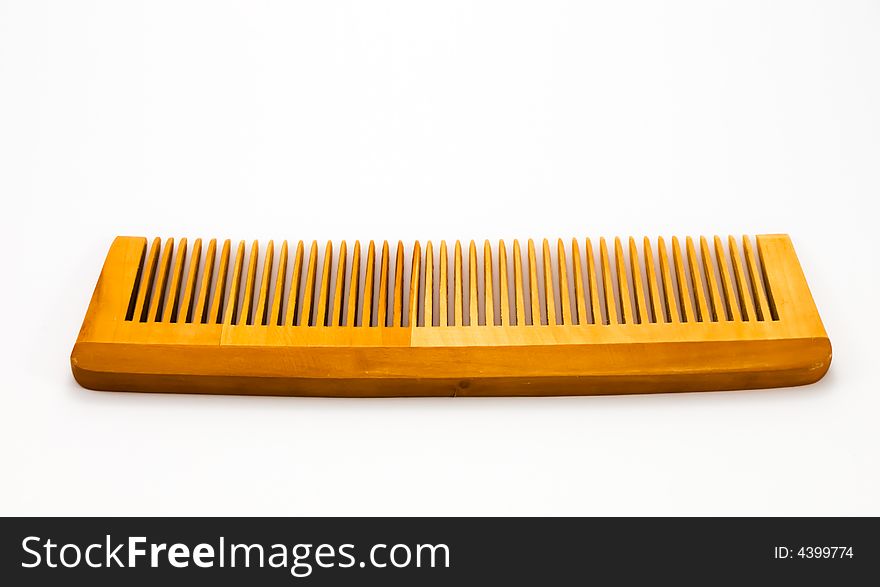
[{"left": 72, "top": 234, "right": 831, "bottom": 396}]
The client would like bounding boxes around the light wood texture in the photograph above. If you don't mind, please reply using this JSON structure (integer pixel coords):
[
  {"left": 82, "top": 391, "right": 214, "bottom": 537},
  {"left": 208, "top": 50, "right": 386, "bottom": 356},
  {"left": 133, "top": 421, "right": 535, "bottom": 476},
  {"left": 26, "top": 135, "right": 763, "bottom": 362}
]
[{"left": 73, "top": 234, "right": 831, "bottom": 397}]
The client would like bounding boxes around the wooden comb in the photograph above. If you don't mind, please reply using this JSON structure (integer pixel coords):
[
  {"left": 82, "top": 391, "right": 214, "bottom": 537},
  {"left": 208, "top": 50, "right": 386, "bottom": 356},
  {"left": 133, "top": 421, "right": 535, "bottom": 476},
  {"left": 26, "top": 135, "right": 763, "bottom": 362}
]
[{"left": 71, "top": 234, "right": 830, "bottom": 397}]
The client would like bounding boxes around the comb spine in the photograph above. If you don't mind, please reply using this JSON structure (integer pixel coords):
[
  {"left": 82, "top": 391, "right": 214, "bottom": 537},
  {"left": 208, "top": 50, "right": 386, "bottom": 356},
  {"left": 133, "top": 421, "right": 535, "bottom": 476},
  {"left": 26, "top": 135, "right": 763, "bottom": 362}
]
[
  {"left": 346, "top": 241, "right": 361, "bottom": 327},
  {"left": 255, "top": 240, "right": 274, "bottom": 326},
  {"left": 409, "top": 241, "right": 421, "bottom": 327},
  {"left": 223, "top": 240, "right": 246, "bottom": 325},
  {"left": 177, "top": 238, "right": 201, "bottom": 323},
  {"left": 270, "top": 241, "right": 288, "bottom": 325},
  {"left": 193, "top": 238, "right": 216, "bottom": 323},
  {"left": 162, "top": 237, "right": 187, "bottom": 322},
  {"left": 484, "top": 240, "right": 494, "bottom": 326},
  {"left": 498, "top": 240, "right": 511, "bottom": 326},
  {"left": 209, "top": 239, "right": 231, "bottom": 323}
]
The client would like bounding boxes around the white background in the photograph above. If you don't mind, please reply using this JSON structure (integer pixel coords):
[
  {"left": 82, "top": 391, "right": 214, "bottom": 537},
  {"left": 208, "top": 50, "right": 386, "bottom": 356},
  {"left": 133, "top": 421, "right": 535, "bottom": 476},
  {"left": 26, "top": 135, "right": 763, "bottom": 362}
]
[{"left": 1, "top": 1, "right": 878, "bottom": 515}]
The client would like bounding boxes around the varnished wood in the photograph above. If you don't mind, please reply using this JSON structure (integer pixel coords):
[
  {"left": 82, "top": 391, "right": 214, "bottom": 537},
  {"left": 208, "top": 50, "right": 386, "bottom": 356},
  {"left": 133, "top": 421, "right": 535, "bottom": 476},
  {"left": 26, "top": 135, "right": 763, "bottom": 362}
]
[
  {"left": 498, "top": 240, "right": 510, "bottom": 326},
  {"left": 346, "top": 241, "right": 360, "bottom": 327},
  {"left": 193, "top": 238, "right": 215, "bottom": 324},
  {"left": 209, "top": 239, "right": 231, "bottom": 324},
  {"left": 483, "top": 240, "right": 494, "bottom": 326},
  {"left": 178, "top": 238, "right": 201, "bottom": 323},
  {"left": 424, "top": 241, "right": 433, "bottom": 327},
  {"left": 73, "top": 234, "right": 831, "bottom": 397}
]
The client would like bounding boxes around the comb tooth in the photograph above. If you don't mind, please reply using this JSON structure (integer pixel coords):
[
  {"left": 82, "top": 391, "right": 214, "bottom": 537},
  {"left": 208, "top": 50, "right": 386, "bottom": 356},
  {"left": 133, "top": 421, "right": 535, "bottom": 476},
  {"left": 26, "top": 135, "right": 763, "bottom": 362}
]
[
  {"left": 300, "top": 241, "right": 319, "bottom": 326},
  {"left": 599, "top": 238, "right": 617, "bottom": 324},
  {"left": 513, "top": 240, "right": 525, "bottom": 326},
  {"left": 498, "top": 240, "right": 510, "bottom": 326},
  {"left": 571, "top": 239, "right": 587, "bottom": 325},
  {"left": 685, "top": 237, "right": 709, "bottom": 322},
  {"left": 727, "top": 235, "right": 755, "bottom": 321},
  {"left": 714, "top": 236, "right": 738, "bottom": 321},
  {"left": 361, "top": 241, "right": 376, "bottom": 327},
  {"left": 556, "top": 239, "right": 572, "bottom": 326},
  {"left": 346, "top": 241, "right": 361, "bottom": 327},
  {"left": 453, "top": 240, "right": 463, "bottom": 326},
  {"left": 377, "top": 241, "right": 389, "bottom": 326},
  {"left": 468, "top": 241, "right": 478, "bottom": 326},
  {"left": 643, "top": 237, "right": 660, "bottom": 324},
  {"left": 393, "top": 241, "right": 405, "bottom": 327},
  {"left": 332, "top": 241, "right": 347, "bottom": 326},
  {"left": 629, "top": 237, "right": 647, "bottom": 324},
  {"left": 177, "top": 238, "right": 201, "bottom": 323},
  {"left": 424, "top": 241, "right": 434, "bottom": 327},
  {"left": 542, "top": 239, "right": 557, "bottom": 325},
  {"left": 149, "top": 238, "right": 175, "bottom": 322},
  {"left": 409, "top": 241, "right": 421, "bottom": 327},
  {"left": 316, "top": 240, "right": 333, "bottom": 327},
  {"left": 133, "top": 237, "right": 161, "bottom": 322},
  {"left": 285, "top": 241, "right": 305, "bottom": 325},
  {"left": 586, "top": 238, "right": 602, "bottom": 325},
  {"left": 699, "top": 236, "right": 723, "bottom": 322},
  {"left": 657, "top": 237, "right": 677, "bottom": 322},
  {"left": 223, "top": 240, "right": 246, "bottom": 325},
  {"left": 194, "top": 238, "right": 216, "bottom": 323},
  {"left": 743, "top": 235, "right": 771, "bottom": 321},
  {"left": 614, "top": 237, "right": 631, "bottom": 324},
  {"left": 756, "top": 241, "right": 779, "bottom": 321},
  {"left": 209, "top": 240, "right": 231, "bottom": 323},
  {"left": 378, "top": 241, "right": 390, "bottom": 327},
  {"left": 527, "top": 239, "right": 541, "bottom": 325},
  {"left": 270, "top": 241, "right": 288, "bottom": 325},
  {"left": 439, "top": 241, "right": 448, "bottom": 326},
  {"left": 162, "top": 238, "right": 187, "bottom": 322},
  {"left": 671, "top": 237, "right": 693, "bottom": 323},
  {"left": 713, "top": 235, "right": 741, "bottom": 322},
  {"left": 240, "top": 240, "right": 260, "bottom": 325},
  {"left": 255, "top": 240, "right": 274, "bottom": 326},
  {"left": 483, "top": 240, "right": 494, "bottom": 326}
]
